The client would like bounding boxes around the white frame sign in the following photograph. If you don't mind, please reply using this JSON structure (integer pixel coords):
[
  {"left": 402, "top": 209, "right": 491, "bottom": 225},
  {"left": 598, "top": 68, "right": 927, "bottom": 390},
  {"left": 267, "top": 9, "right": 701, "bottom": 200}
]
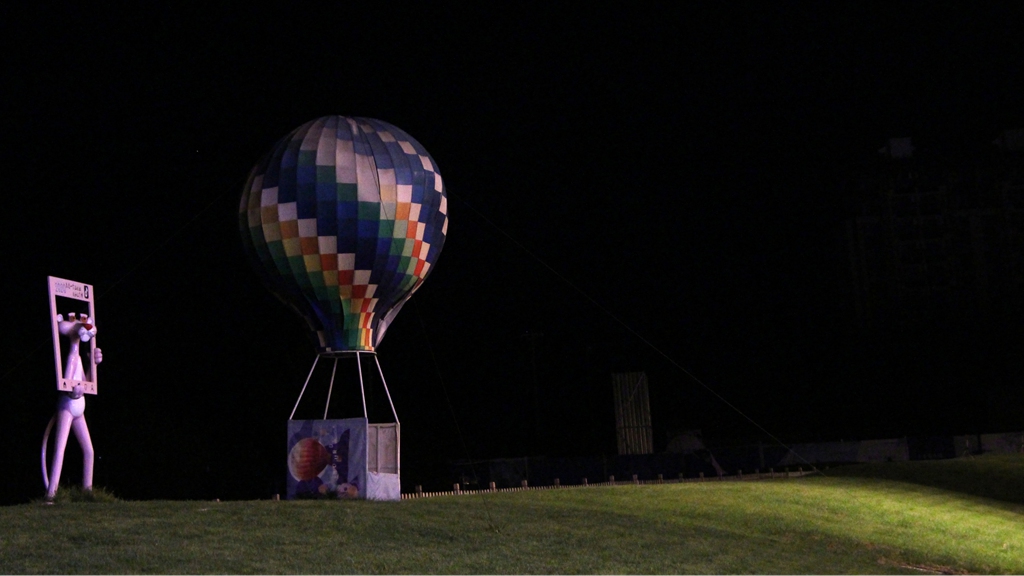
[{"left": 48, "top": 276, "right": 98, "bottom": 395}]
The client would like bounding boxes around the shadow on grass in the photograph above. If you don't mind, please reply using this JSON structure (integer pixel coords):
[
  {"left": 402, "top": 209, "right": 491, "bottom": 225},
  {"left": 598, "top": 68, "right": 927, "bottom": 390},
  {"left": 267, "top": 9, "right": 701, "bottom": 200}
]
[{"left": 825, "top": 453, "right": 1024, "bottom": 506}]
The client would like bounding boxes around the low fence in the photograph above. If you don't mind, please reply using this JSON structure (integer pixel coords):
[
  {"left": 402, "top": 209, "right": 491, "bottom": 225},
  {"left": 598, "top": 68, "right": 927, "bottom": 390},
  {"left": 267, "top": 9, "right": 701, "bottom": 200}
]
[
  {"left": 403, "top": 431, "right": 1024, "bottom": 500},
  {"left": 772, "top": 432, "right": 1024, "bottom": 466},
  {"left": 401, "top": 467, "right": 816, "bottom": 500}
]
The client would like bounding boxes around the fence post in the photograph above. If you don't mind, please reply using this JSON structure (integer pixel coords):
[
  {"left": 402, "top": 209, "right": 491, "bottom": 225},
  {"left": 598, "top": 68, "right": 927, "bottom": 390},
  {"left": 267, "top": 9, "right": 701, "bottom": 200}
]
[
  {"left": 415, "top": 485, "right": 423, "bottom": 496},
  {"left": 554, "top": 478, "right": 560, "bottom": 487},
  {"left": 699, "top": 472, "right": 704, "bottom": 482},
  {"left": 583, "top": 477, "right": 588, "bottom": 486},
  {"left": 454, "top": 483, "right": 461, "bottom": 494},
  {"left": 489, "top": 481, "right": 496, "bottom": 492},
  {"left": 632, "top": 474, "right": 639, "bottom": 485},
  {"left": 609, "top": 475, "right": 616, "bottom": 485},
  {"left": 657, "top": 473, "right": 663, "bottom": 484}
]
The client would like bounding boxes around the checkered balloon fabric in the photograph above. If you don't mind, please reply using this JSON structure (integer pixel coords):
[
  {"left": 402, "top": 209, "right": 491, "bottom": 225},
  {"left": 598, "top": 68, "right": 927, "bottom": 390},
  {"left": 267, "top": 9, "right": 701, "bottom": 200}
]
[{"left": 240, "top": 116, "right": 448, "bottom": 352}]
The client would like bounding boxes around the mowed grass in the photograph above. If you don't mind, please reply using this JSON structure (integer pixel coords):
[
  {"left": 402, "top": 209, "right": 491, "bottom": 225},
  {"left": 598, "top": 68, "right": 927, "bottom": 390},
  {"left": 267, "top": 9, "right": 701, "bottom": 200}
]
[{"left": 2, "top": 455, "right": 1023, "bottom": 574}]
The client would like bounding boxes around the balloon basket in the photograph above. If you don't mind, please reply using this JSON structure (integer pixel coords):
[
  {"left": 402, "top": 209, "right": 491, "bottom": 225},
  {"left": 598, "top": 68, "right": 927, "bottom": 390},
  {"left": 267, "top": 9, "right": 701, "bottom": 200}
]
[{"left": 286, "top": 352, "right": 400, "bottom": 501}]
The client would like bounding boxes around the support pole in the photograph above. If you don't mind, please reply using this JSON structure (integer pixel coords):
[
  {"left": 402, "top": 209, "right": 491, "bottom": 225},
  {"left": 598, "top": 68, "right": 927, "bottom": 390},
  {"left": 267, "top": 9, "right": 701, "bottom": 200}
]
[
  {"left": 323, "top": 358, "right": 338, "bottom": 420},
  {"left": 373, "top": 354, "right": 400, "bottom": 425},
  {"left": 356, "top": 352, "right": 368, "bottom": 419},
  {"left": 289, "top": 355, "right": 320, "bottom": 420}
]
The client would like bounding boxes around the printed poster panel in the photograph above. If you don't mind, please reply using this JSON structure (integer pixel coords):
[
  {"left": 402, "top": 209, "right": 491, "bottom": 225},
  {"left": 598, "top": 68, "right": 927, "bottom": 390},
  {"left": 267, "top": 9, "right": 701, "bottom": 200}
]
[
  {"left": 287, "top": 418, "right": 367, "bottom": 499},
  {"left": 48, "top": 276, "right": 98, "bottom": 394}
]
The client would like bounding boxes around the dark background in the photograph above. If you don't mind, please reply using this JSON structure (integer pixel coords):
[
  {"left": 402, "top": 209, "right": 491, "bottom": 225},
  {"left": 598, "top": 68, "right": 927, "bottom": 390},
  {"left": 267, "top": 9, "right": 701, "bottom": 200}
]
[{"left": 2, "top": 4, "right": 1023, "bottom": 504}]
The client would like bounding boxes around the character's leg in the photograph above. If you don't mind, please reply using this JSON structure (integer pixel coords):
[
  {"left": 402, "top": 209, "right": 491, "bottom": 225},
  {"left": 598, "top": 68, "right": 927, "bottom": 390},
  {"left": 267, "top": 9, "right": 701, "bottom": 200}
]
[
  {"left": 71, "top": 415, "right": 94, "bottom": 491},
  {"left": 46, "top": 409, "right": 74, "bottom": 499}
]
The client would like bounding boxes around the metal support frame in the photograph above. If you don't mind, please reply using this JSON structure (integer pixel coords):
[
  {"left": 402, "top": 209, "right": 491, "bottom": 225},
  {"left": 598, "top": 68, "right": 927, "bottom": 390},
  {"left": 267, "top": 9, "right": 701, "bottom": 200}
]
[
  {"left": 356, "top": 352, "right": 368, "bottom": 419},
  {"left": 372, "top": 353, "right": 400, "bottom": 424},
  {"left": 289, "top": 351, "right": 399, "bottom": 424},
  {"left": 289, "top": 355, "right": 320, "bottom": 420},
  {"left": 323, "top": 358, "right": 339, "bottom": 420}
]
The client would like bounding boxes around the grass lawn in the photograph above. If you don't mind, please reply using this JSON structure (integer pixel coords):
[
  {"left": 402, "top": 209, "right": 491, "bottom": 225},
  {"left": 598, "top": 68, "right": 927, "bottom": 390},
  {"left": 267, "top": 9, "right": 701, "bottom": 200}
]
[{"left": 2, "top": 455, "right": 1023, "bottom": 574}]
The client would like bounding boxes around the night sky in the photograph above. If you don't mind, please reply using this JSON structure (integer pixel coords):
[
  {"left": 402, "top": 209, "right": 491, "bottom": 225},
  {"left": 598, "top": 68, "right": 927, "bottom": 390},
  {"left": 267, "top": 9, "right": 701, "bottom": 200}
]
[{"left": 3, "top": 4, "right": 1023, "bottom": 504}]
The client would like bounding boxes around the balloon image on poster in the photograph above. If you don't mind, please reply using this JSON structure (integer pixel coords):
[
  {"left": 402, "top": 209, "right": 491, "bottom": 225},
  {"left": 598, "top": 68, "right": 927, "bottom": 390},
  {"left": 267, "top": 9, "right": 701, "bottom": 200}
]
[{"left": 286, "top": 419, "right": 366, "bottom": 499}]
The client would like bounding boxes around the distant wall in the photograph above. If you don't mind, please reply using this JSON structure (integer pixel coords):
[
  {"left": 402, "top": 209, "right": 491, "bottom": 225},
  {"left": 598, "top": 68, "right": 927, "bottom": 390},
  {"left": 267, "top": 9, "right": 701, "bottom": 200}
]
[
  {"left": 777, "top": 433, "right": 1024, "bottom": 466},
  {"left": 954, "top": 432, "right": 1024, "bottom": 455},
  {"left": 449, "top": 432, "right": 1024, "bottom": 489},
  {"left": 777, "top": 438, "right": 910, "bottom": 467}
]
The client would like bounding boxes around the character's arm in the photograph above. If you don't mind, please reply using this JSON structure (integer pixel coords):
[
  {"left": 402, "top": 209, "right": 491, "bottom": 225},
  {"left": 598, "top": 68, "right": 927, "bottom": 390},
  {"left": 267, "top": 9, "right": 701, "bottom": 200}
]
[{"left": 84, "top": 347, "right": 103, "bottom": 382}]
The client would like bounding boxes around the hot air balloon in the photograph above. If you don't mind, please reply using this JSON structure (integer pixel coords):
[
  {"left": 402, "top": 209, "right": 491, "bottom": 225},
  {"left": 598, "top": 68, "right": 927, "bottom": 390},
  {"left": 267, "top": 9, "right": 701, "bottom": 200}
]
[
  {"left": 240, "top": 116, "right": 448, "bottom": 500},
  {"left": 240, "top": 116, "right": 447, "bottom": 353}
]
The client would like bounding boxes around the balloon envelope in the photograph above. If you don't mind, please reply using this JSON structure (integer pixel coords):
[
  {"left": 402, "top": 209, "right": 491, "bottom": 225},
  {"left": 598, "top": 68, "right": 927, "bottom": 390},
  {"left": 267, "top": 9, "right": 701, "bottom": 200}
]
[{"left": 240, "top": 116, "right": 448, "bottom": 352}]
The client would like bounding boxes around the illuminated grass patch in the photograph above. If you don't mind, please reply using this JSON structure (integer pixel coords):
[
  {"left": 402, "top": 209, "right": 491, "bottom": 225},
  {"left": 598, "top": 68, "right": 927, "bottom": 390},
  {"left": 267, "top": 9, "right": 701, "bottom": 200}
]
[{"left": 2, "top": 455, "right": 1022, "bottom": 574}]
